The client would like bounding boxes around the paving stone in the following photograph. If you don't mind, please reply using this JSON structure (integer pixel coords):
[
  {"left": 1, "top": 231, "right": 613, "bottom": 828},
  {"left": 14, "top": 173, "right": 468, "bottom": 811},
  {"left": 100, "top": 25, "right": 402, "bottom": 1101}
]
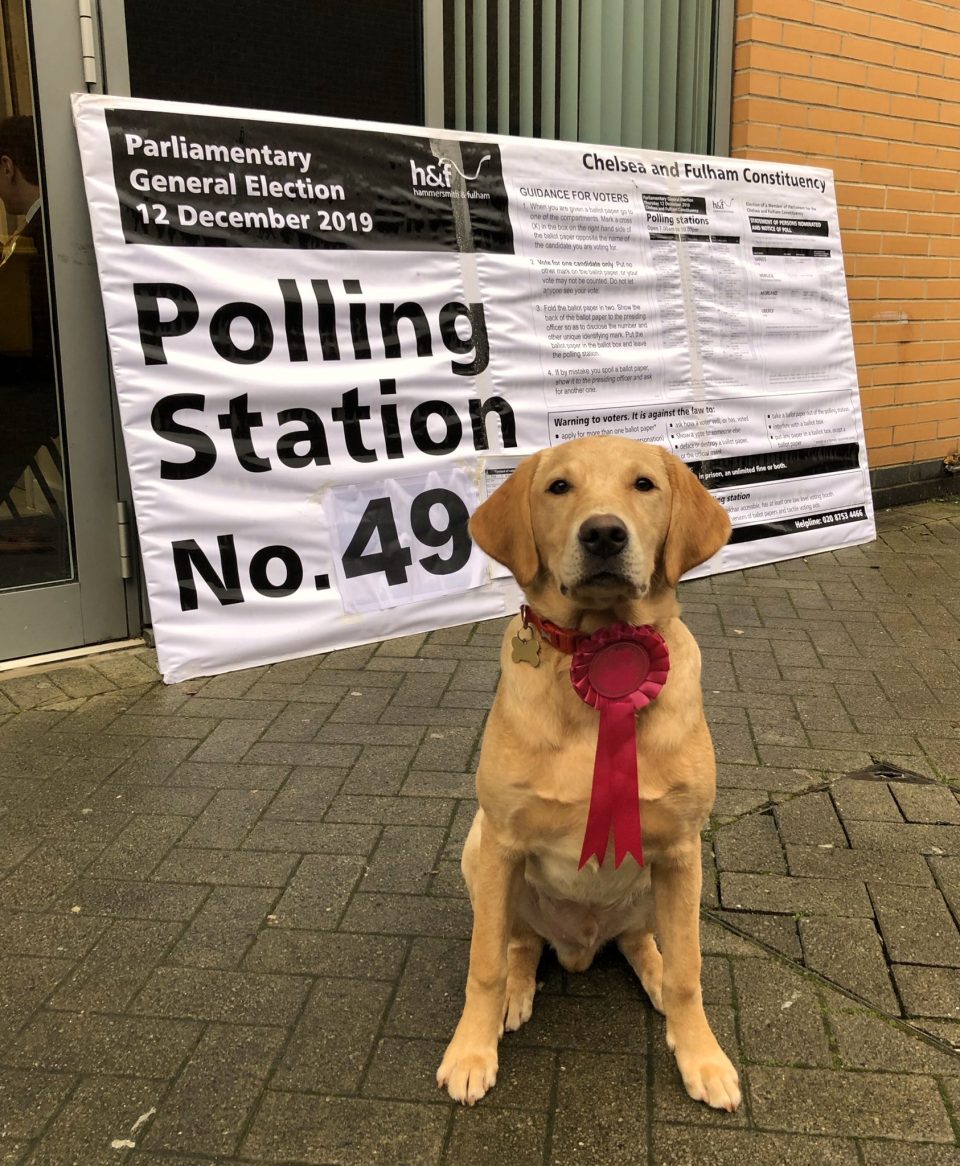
[
  {"left": 85, "top": 814, "right": 188, "bottom": 880},
  {"left": 786, "top": 843, "right": 934, "bottom": 886},
  {"left": 178, "top": 788, "right": 275, "bottom": 849},
  {"left": 798, "top": 916, "right": 899, "bottom": 1013},
  {"left": 651, "top": 1005, "right": 745, "bottom": 1127},
  {"left": 719, "top": 873, "right": 873, "bottom": 917},
  {"left": 362, "top": 1037, "right": 555, "bottom": 1109},
  {"left": 894, "top": 966, "right": 960, "bottom": 1019},
  {"left": 325, "top": 795, "right": 453, "bottom": 826},
  {"left": 0, "top": 1068, "right": 74, "bottom": 1141},
  {"left": 243, "top": 819, "right": 378, "bottom": 854},
  {"left": 269, "top": 854, "right": 367, "bottom": 929},
  {"left": 6, "top": 1011, "right": 201, "bottom": 1077},
  {"left": 385, "top": 936, "right": 470, "bottom": 1040},
  {"left": 362, "top": 826, "right": 447, "bottom": 893},
  {"left": 26, "top": 1075, "right": 161, "bottom": 1166},
  {"left": 869, "top": 883, "right": 960, "bottom": 966},
  {"left": 859, "top": 1142, "right": 960, "bottom": 1166},
  {"left": 550, "top": 1051, "right": 647, "bottom": 1164},
  {"left": 143, "top": 1024, "right": 286, "bottom": 1157},
  {"left": 711, "top": 910, "right": 802, "bottom": 959},
  {"left": 131, "top": 966, "right": 309, "bottom": 1025},
  {"left": 49, "top": 919, "right": 179, "bottom": 1012},
  {"left": 261, "top": 766, "right": 345, "bottom": 819},
  {"left": 166, "top": 885, "right": 276, "bottom": 969},
  {"left": 160, "top": 760, "right": 291, "bottom": 790},
  {"left": 152, "top": 847, "right": 298, "bottom": 887},
  {"left": 652, "top": 1127, "right": 860, "bottom": 1165},
  {"left": 892, "top": 782, "right": 960, "bottom": 824},
  {"left": 828, "top": 1008, "right": 960, "bottom": 1075},
  {"left": 241, "top": 1093, "right": 448, "bottom": 1165},
  {"left": 444, "top": 1107, "right": 545, "bottom": 1164},
  {"left": 272, "top": 978, "right": 391, "bottom": 1092},
  {"left": 843, "top": 820, "right": 960, "bottom": 855},
  {"left": 244, "top": 928, "right": 407, "bottom": 979},
  {"left": 54, "top": 878, "right": 207, "bottom": 921},
  {"left": 341, "top": 892, "right": 472, "bottom": 938},
  {"left": 714, "top": 812, "right": 786, "bottom": 874},
  {"left": 732, "top": 959, "right": 831, "bottom": 1067},
  {"left": 775, "top": 791, "right": 848, "bottom": 847},
  {"left": 748, "top": 1065, "right": 954, "bottom": 1140}
]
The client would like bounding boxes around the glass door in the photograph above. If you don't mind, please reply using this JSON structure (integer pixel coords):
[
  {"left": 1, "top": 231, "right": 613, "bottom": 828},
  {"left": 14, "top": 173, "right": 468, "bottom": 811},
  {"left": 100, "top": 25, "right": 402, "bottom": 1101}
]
[{"left": 0, "top": 0, "right": 131, "bottom": 658}]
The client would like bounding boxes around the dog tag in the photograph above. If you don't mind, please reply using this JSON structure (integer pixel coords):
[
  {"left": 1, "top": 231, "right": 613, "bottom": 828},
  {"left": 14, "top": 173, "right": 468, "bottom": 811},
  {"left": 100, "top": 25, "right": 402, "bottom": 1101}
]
[{"left": 511, "top": 628, "right": 541, "bottom": 667}]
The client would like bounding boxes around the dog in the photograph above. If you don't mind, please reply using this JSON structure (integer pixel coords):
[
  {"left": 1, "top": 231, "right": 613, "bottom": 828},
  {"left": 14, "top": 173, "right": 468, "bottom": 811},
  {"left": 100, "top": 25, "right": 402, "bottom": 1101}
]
[{"left": 437, "top": 436, "right": 740, "bottom": 1110}]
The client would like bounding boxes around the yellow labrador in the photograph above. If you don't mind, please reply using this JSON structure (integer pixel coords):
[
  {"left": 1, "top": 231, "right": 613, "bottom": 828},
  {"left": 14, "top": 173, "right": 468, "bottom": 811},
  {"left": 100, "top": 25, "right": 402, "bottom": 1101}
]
[{"left": 437, "top": 436, "right": 740, "bottom": 1110}]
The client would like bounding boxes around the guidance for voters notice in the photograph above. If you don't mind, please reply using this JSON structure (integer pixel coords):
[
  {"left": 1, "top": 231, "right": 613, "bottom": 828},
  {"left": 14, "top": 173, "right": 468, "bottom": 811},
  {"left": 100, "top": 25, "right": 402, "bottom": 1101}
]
[{"left": 73, "top": 94, "right": 874, "bottom": 682}]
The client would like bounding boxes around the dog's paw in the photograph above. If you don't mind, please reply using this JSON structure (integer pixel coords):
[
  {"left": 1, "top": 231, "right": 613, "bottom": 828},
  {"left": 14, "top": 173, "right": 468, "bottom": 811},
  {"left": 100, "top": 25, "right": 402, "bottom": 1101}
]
[
  {"left": 503, "top": 976, "right": 536, "bottom": 1031},
  {"left": 437, "top": 1043, "right": 498, "bottom": 1105},
  {"left": 676, "top": 1048, "right": 741, "bottom": 1112}
]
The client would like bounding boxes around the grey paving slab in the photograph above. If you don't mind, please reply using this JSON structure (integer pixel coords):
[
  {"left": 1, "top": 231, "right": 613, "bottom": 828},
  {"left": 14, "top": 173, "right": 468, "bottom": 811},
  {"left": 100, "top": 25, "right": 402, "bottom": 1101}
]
[{"left": 0, "top": 500, "right": 959, "bottom": 1162}]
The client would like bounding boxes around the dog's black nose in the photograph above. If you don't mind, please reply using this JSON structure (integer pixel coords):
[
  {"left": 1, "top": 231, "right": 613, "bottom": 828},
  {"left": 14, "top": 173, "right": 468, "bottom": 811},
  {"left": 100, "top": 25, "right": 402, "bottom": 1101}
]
[{"left": 578, "top": 514, "right": 628, "bottom": 559}]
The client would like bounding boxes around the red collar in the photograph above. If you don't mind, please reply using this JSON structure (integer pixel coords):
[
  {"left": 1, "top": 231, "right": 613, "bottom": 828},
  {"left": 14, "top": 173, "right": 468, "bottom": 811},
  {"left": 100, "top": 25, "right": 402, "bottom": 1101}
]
[{"left": 520, "top": 604, "right": 589, "bottom": 655}]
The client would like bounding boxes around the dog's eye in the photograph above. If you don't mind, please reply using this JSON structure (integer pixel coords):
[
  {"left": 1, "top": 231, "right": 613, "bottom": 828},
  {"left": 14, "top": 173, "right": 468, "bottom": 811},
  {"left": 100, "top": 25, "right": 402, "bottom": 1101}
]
[
  {"left": 634, "top": 477, "right": 655, "bottom": 492},
  {"left": 547, "top": 479, "right": 571, "bottom": 495}
]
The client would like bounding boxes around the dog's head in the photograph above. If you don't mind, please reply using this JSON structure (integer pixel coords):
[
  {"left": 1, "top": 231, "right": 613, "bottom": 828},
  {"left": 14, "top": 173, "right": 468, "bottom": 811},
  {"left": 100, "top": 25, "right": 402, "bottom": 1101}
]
[{"left": 470, "top": 437, "right": 731, "bottom": 608}]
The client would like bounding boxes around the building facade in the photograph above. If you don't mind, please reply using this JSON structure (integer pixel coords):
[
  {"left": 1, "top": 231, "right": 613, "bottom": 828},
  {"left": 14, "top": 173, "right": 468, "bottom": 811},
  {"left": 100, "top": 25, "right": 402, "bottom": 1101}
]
[{"left": 1, "top": 0, "right": 956, "bottom": 665}]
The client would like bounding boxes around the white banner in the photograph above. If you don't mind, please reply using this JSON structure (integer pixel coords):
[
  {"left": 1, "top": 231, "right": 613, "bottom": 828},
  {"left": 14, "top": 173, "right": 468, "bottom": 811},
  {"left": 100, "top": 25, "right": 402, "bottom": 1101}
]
[{"left": 72, "top": 94, "right": 874, "bottom": 682}]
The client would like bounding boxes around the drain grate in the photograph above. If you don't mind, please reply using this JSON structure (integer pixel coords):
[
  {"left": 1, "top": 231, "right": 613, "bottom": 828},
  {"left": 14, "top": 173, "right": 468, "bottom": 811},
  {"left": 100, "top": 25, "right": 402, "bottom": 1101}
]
[{"left": 844, "top": 760, "right": 934, "bottom": 785}]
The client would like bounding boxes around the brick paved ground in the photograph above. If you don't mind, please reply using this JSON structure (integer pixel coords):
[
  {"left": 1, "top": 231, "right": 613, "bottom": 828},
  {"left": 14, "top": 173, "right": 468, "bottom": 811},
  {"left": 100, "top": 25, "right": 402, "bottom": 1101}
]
[{"left": 0, "top": 497, "right": 959, "bottom": 1165}]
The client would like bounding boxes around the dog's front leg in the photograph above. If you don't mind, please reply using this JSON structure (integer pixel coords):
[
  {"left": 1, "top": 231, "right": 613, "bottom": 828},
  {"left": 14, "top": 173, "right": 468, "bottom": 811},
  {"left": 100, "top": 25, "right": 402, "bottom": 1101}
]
[
  {"left": 652, "top": 845, "right": 741, "bottom": 1111},
  {"left": 438, "top": 826, "right": 521, "bottom": 1105}
]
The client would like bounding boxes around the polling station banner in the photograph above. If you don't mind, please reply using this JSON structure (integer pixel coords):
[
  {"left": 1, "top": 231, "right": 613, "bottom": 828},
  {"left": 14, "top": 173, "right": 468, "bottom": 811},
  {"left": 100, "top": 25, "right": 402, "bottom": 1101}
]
[{"left": 73, "top": 93, "right": 875, "bottom": 683}]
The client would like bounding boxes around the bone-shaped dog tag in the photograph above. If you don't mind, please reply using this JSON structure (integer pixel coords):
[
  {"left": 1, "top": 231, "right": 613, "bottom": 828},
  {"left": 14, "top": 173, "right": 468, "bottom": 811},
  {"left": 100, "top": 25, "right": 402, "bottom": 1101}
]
[{"left": 511, "top": 628, "right": 541, "bottom": 667}]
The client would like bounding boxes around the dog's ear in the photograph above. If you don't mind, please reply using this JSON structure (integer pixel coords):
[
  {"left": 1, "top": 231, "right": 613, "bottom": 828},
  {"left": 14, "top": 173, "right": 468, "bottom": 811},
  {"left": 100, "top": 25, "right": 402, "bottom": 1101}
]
[
  {"left": 661, "top": 449, "right": 732, "bottom": 585},
  {"left": 469, "top": 453, "right": 541, "bottom": 586}
]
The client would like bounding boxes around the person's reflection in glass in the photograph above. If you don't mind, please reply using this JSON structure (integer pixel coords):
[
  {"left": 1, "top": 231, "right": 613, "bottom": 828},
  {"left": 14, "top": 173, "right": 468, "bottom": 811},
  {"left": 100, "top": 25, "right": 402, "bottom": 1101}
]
[{"left": 0, "top": 114, "right": 62, "bottom": 560}]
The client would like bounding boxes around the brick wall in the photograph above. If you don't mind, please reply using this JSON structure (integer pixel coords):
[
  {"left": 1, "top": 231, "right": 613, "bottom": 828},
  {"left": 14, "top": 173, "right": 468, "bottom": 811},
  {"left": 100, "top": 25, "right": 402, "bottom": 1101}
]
[{"left": 730, "top": 0, "right": 960, "bottom": 482}]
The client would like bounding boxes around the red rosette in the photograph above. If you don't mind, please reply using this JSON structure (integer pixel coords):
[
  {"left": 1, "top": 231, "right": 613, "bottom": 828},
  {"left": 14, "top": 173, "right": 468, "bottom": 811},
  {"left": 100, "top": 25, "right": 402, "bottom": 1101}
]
[{"left": 570, "top": 624, "right": 670, "bottom": 870}]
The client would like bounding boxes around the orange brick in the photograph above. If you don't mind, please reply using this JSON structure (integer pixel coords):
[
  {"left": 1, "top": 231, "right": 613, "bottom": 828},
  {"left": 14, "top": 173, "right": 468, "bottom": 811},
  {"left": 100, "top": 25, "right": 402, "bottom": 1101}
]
[
  {"left": 838, "top": 0, "right": 900, "bottom": 17},
  {"left": 910, "top": 168, "right": 960, "bottom": 193},
  {"left": 810, "top": 56, "right": 868, "bottom": 85},
  {"left": 918, "top": 74, "right": 960, "bottom": 102},
  {"left": 858, "top": 209, "right": 911, "bottom": 233},
  {"left": 937, "top": 422, "right": 960, "bottom": 441},
  {"left": 841, "top": 231, "right": 884, "bottom": 254},
  {"left": 903, "top": 0, "right": 960, "bottom": 33},
  {"left": 734, "top": 96, "right": 808, "bottom": 127},
  {"left": 893, "top": 421, "right": 938, "bottom": 442},
  {"left": 740, "top": 124, "right": 783, "bottom": 149},
  {"left": 778, "top": 76, "right": 840, "bottom": 105},
  {"left": 870, "top": 15, "right": 924, "bottom": 48},
  {"left": 732, "top": 71, "right": 780, "bottom": 99},
  {"left": 738, "top": 14, "right": 784, "bottom": 44},
  {"left": 889, "top": 94, "right": 943, "bottom": 123},
  {"left": 743, "top": 43, "right": 812, "bottom": 76},
  {"left": 907, "top": 212, "right": 956, "bottom": 235},
  {"left": 835, "top": 134, "right": 889, "bottom": 163},
  {"left": 809, "top": 107, "right": 864, "bottom": 134},
  {"left": 859, "top": 162, "right": 912, "bottom": 188},
  {"left": 920, "top": 25, "right": 960, "bottom": 55},
  {"left": 781, "top": 24, "right": 843, "bottom": 55},
  {"left": 888, "top": 141, "right": 950, "bottom": 169},
  {"left": 865, "top": 65, "right": 919, "bottom": 95},
  {"left": 745, "top": 0, "right": 816, "bottom": 20},
  {"left": 886, "top": 188, "right": 936, "bottom": 212},
  {"left": 862, "top": 115, "right": 922, "bottom": 145},
  {"left": 920, "top": 322, "right": 960, "bottom": 342},
  {"left": 861, "top": 387, "right": 897, "bottom": 408},
  {"left": 841, "top": 33, "right": 897, "bottom": 67},
  {"left": 837, "top": 84, "right": 891, "bottom": 115},
  {"left": 852, "top": 256, "right": 908, "bottom": 277},
  {"left": 811, "top": 2, "right": 871, "bottom": 36},
  {"left": 865, "top": 406, "right": 906, "bottom": 428},
  {"left": 836, "top": 182, "right": 885, "bottom": 207},
  {"left": 932, "top": 192, "right": 960, "bottom": 214},
  {"left": 777, "top": 126, "right": 838, "bottom": 155},
  {"left": 893, "top": 45, "right": 946, "bottom": 77},
  {"left": 880, "top": 234, "right": 932, "bottom": 258},
  {"left": 865, "top": 443, "right": 910, "bottom": 468}
]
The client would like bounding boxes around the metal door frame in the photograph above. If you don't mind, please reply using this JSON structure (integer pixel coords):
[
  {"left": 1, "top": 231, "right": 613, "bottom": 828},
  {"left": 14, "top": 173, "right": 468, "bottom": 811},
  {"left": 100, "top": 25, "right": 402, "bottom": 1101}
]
[{"left": 1, "top": 0, "right": 135, "bottom": 659}]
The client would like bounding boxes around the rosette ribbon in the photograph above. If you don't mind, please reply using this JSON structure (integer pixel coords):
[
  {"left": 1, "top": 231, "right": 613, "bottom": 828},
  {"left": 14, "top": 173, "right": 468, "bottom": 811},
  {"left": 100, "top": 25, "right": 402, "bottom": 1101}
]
[{"left": 570, "top": 624, "right": 669, "bottom": 869}]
